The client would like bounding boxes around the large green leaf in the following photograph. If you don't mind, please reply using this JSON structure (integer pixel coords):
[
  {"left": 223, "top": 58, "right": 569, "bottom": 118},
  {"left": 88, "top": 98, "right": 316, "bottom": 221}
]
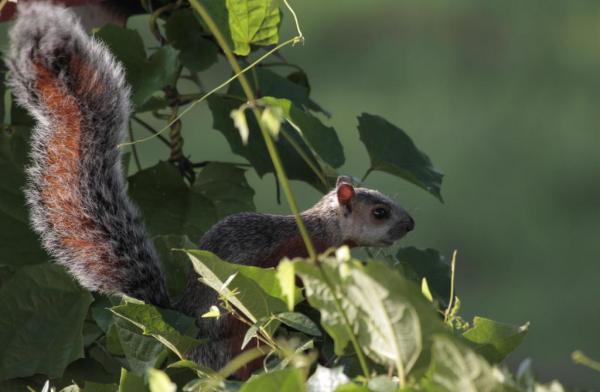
[
  {"left": 94, "top": 26, "right": 179, "bottom": 108},
  {"left": 110, "top": 301, "right": 199, "bottom": 360},
  {"left": 225, "top": 0, "right": 281, "bottom": 56},
  {"left": 296, "top": 257, "right": 444, "bottom": 376},
  {"left": 0, "top": 126, "right": 47, "bottom": 267},
  {"left": 0, "top": 264, "right": 93, "bottom": 380},
  {"left": 128, "top": 161, "right": 217, "bottom": 240},
  {"left": 192, "top": 162, "right": 256, "bottom": 220},
  {"left": 395, "top": 247, "right": 451, "bottom": 307},
  {"left": 108, "top": 318, "right": 166, "bottom": 376},
  {"left": 261, "top": 97, "right": 345, "bottom": 168},
  {"left": 238, "top": 368, "right": 304, "bottom": 392},
  {"left": 462, "top": 317, "right": 529, "bottom": 364},
  {"left": 208, "top": 95, "right": 328, "bottom": 192},
  {"left": 357, "top": 113, "right": 444, "bottom": 201},
  {"left": 424, "top": 335, "right": 517, "bottom": 392},
  {"left": 185, "top": 250, "right": 302, "bottom": 327},
  {"left": 165, "top": 9, "right": 219, "bottom": 72}
]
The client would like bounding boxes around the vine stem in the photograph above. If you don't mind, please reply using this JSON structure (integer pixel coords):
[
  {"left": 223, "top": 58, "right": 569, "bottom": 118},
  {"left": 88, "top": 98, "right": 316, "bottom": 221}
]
[
  {"left": 189, "top": 0, "right": 371, "bottom": 379},
  {"left": 117, "top": 36, "right": 300, "bottom": 148},
  {"left": 444, "top": 250, "right": 458, "bottom": 322}
]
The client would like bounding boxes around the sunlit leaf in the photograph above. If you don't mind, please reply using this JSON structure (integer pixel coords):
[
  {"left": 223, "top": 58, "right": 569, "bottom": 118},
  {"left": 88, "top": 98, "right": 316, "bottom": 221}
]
[
  {"left": 147, "top": 368, "right": 176, "bottom": 392},
  {"left": 276, "top": 259, "right": 296, "bottom": 311},
  {"left": 110, "top": 302, "right": 199, "bottom": 360},
  {"left": 231, "top": 106, "right": 251, "bottom": 144},
  {"left": 225, "top": 0, "right": 281, "bottom": 56},
  {"left": 238, "top": 368, "right": 304, "bottom": 392},
  {"left": 185, "top": 250, "right": 301, "bottom": 328},
  {"left": 462, "top": 317, "right": 529, "bottom": 363},
  {"left": 424, "top": 335, "right": 512, "bottom": 392}
]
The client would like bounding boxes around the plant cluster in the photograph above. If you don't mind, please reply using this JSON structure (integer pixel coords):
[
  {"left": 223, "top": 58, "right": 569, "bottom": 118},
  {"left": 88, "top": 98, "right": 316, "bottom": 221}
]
[{"left": 0, "top": 1, "right": 597, "bottom": 391}]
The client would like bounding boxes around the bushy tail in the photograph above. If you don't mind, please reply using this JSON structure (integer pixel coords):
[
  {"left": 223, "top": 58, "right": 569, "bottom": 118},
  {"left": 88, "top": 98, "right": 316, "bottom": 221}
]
[{"left": 5, "top": 3, "right": 169, "bottom": 307}]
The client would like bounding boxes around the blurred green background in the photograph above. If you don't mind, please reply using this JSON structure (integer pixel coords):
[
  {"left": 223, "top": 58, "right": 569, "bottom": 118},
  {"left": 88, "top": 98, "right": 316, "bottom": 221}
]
[{"left": 2, "top": 0, "right": 599, "bottom": 388}]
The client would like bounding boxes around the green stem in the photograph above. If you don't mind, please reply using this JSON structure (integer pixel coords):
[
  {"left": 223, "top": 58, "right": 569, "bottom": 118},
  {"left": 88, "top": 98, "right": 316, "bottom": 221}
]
[
  {"left": 444, "top": 250, "right": 458, "bottom": 322},
  {"left": 189, "top": 0, "right": 316, "bottom": 261},
  {"left": 279, "top": 126, "right": 328, "bottom": 188}
]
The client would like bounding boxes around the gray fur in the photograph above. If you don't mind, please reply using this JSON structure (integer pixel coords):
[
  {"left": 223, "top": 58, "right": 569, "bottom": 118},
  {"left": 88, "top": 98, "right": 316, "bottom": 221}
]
[{"left": 5, "top": 3, "right": 169, "bottom": 307}]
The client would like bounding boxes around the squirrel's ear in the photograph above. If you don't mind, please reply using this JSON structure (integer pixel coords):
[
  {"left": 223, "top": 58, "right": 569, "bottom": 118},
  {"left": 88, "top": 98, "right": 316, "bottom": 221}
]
[
  {"left": 336, "top": 175, "right": 354, "bottom": 187},
  {"left": 337, "top": 183, "right": 355, "bottom": 206}
]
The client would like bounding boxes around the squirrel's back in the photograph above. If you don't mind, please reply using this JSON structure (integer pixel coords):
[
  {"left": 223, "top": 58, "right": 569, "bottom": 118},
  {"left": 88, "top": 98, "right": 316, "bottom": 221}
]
[{"left": 5, "top": 3, "right": 169, "bottom": 307}]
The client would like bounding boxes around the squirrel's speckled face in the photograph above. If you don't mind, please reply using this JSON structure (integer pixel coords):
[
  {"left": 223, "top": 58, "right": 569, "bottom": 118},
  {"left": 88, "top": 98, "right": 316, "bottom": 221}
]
[{"left": 335, "top": 176, "right": 414, "bottom": 247}]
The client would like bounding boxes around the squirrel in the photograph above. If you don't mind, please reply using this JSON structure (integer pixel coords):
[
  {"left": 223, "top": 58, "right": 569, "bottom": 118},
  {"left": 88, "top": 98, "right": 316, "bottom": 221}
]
[{"left": 5, "top": 2, "right": 415, "bottom": 376}]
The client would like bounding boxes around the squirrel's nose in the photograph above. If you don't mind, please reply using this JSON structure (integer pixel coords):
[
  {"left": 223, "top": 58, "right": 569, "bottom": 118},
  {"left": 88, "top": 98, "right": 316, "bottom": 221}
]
[{"left": 406, "top": 216, "right": 415, "bottom": 232}]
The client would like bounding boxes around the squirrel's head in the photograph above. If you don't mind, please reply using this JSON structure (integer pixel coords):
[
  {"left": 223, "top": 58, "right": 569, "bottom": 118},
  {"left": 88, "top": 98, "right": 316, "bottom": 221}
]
[{"left": 331, "top": 176, "right": 414, "bottom": 247}]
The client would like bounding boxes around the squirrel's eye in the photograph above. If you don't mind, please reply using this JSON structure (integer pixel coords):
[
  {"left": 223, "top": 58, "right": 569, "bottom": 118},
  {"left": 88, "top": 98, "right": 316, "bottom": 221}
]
[{"left": 372, "top": 208, "right": 389, "bottom": 220}]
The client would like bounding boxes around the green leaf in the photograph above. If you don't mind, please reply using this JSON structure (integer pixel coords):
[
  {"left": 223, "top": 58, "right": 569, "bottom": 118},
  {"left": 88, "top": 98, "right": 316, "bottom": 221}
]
[
  {"left": 231, "top": 106, "right": 251, "bottom": 145},
  {"left": 0, "top": 127, "right": 48, "bottom": 267},
  {"left": 367, "top": 375, "right": 399, "bottom": 392},
  {"left": 165, "top": 9, "right": 219, "bottom": 72},
  {"left": 395, "top": 247, "right": 451, "bottom": 307},
  {"left": 147, "top": 368, "right": 176, "bottom": 392},
  {"left": 261, "top": 96, "right": 345, "bottom": 168},
  {"left": 128, "top": 161, "right": 217, "bottom": 239},
  {"left": 94, "top": 26, "right": 179, "bottom": 109},
  {"left": 357, "top": 113, "right": 444, "bottom": 201},
  {"left": 276, "top": 259, "right": 296, "bottom": 311},
  {"left": 229, "top": 68, "right": 318, "bottom": 114},
  {"left": 462, "top": 317, "right": 529, "bottom": 363},
  {"left": 185, "top": 250, "right": 302, "bottom": 328},
  {"left": 261, "top": 104, "right": 285, "bottom": 138},
  {"left": 134, "top": 46, "right": 179, "bottom": 108},
  {"left": 208, "top": 95, "right": 328, "bottom": 192},
  {"left": 296, "top": 258, "right": 443, "bottom": 376},
  {"left": 192, "top": 162, "right": 256, "bottom": 220},
  {"left": 238, "top": 368, "right": 304, "bottom": 392},
  {"left": 0, "top": 264, "right": 93, "bottom": 380},
  {"left": 110, "top": 302, "right": 199, "bottom": 360},
  {"left": 195, "top": 0, "right": 235, "bottom": 49},
  {"left": 241, "top": 318, "right": 266, "bottom": 349},
  {"left": 108, "top": 318, "right": 166, "bottom": 375},
  {"left": 421, "top": 278, "right": 434, "bottom": 302},
  {"left": 276, "top": 312, "right": 321, "bottom": 336},
  {"left": 424, "top": 335, "right": 514, "bottom": 392},
  {"left": 153, "top": 235, "right": 198, "bottom": 301},
  {"left": 119, "top": 368, "right": 147, "bottom": 392},
  {"left": 225, "top": 0, "right": 281, "bottom": 56}
]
